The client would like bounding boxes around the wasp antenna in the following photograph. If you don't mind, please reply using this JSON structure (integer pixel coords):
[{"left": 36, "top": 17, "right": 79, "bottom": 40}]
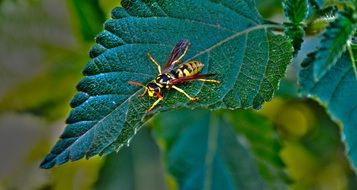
[{"left": 128, "top": 81, "right": 145, "bottom": 87}]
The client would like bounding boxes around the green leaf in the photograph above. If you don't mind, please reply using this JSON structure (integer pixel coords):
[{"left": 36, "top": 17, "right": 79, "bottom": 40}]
[
  {"left": 275, "top": 79, "right": 298, "bottom": 98},
  {"left": 313, "top": 12, "right": 355, "bottom": 80},
  {"left": 40, "top": 0, "right": 292, "bottom": 168},
  {"left": 283, "top": 0, "right": 308, "bottom": 24},
  {"left": 284, "top": 23, "right": 305, "bottom": 55},
  {"left": 94, "top": 127, "right": 167, "bottom": 190},
  {"left": 299, "top": 53, "right": 357, "bottom": 170},
  {"left": 66, "top": 0, "right": 107, "bottom": 41},
  {"left": 153, "top": 110, "right": 288, "bottom": 189},
  {"left": 224, "top": 111, "right": 290, "bottom": 189},
  {"left": 283, "top": 0, "right": 308, "bottom": 55}
]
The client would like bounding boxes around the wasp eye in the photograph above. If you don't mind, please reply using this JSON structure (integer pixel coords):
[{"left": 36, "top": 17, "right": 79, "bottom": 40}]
[{"left": 148, "top": 83, "right": 159, "bottom": 91}]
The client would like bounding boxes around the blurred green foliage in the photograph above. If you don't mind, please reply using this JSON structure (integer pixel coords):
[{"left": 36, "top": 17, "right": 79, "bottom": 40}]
[
  {"left": 94, "top": 127, "right": 167, "bottom": 190},
  {"left": 66, "top": 0, "right": 106, "bottom": 42},
  {"left": 153, "top": 110, "right": 289, "bottom": 189},
  {"left": 260, "top": 98, "right": 357, "bottom": 189},
  {"left": 0, "top": 0, "right": 356, "bottom": 190}
]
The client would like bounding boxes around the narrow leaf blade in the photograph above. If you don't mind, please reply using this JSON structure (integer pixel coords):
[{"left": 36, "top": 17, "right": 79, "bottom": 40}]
[
  {"left": 313, "top": 13, "right": 355, "bottom": 80},
  {"left": 348, "top": 34, "right": 357, "bottom": 77},
  {"left": 67, "top": 0, "right": 107, "bottom": 41}
]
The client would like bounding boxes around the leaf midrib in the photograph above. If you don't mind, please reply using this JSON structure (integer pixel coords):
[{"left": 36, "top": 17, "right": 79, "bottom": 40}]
[
  {"left": 203, "top": 114, "right": 219, "bottom": 190},
  {"left": 187, "top": 24, "right": 277, "bottom": 61}
]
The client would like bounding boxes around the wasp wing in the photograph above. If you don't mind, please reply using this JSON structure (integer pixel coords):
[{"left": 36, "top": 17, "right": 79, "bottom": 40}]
[
  {"left": 169, "top": 74, "right": 215, "bottom": 85},
  {"left": 162, "top": 39, "right": 190, "bottom": 73}
]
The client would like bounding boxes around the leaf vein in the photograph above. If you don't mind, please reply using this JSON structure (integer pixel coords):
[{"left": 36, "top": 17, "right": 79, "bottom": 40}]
[
  {"left": 213, "top": 0, "right": 258, "bottom": 25},
  {"left": 327, "top": 68, "right": 353, "bottom": 106},
  {"left": 203, "top": 115, "right": 219, "bottom": 190},
  {"left": 253, "top": 28, "right": 271, "bottom": 101},
  {"left": 188, "top": 25, "right": 277, "bottom": 61}
]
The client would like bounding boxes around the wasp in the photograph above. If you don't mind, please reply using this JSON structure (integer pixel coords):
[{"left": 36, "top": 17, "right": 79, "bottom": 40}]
[{"left": 128, "top": 40, "right": 220, "bottom": 112}]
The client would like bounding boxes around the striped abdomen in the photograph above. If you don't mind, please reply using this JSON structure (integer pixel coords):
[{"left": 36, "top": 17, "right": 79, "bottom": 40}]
[{"left": 174, "top": 61, "right": 204, "bottom": 78}]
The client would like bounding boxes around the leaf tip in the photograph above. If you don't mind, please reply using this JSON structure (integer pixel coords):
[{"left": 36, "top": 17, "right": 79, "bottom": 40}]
[{"left": 39, "top": 153, "right": 56, "bottom": 169}]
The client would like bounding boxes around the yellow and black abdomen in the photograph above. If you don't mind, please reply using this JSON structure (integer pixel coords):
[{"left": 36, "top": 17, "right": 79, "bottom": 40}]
[{"left": 175, "top": 61, "right": 204, "bottom": 78}]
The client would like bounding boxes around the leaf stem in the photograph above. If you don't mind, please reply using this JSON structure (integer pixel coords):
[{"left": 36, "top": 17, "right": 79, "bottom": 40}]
[
  {"left": 262, "top": 19, "right": 281, "bottom": 26},
  {"left": 347, "top": 40, "right": 357, "bottom": 78},
  {"left": 263, "top": 20, "right": 284, "bottom": 32}
]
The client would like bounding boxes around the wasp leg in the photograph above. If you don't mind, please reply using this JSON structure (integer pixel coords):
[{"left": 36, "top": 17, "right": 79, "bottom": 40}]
[
  {"left": 198, "top": 79, "right": 220, "bottom": 84},
  {"left": 146, "top": 97, "right": 163, "bottom": 112},
  {"left": 147, "top": 52, "right": 162, "bottom": 74},
  {"left": 172, "top": 85, "right": 199, "bottom": 101},
  {"left": 128, "top": 81, "right": 148, "bottom": 97},
  {"left": 139, "top": 87, "right": 148, "bottom": 97}
]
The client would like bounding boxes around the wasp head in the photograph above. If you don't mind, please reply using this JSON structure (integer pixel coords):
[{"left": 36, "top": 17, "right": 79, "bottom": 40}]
[{"left": 147, "top": 82, "right": 162, "bottom": 97}]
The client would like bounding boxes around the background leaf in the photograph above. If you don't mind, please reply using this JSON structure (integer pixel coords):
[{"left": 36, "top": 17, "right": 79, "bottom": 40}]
[
  {"left": 299, "top": 53, "right": 357, "bottom": 170},
  {"left": 224, "top": 111, "right": 289, "bottom": 189},
  {"left": 283, "top": 0, "right": 308, "bottom": 55},
  {"left": 94, "top": 127, "right": 167, "bottom": 190},
  {"left": 283, "top": 0, "right": 308, "bottom": 24},
  {"left": 153, "top": 110, "right": 288, "bottom": 190},
  {"left": 0, "top": 0, "right": 110, "bottom": 120},
  {"left": 284, "top": 23, "right": 305, "bottom": 56},
  {"left": 304, "top": 5, "right": 337, "bottom": 35},
  {"left": 313, "top": 12, "right": 355, "bottom": 80},
  {"left": 66, "top": 0, "right": 107, "bottom": 42},
  {"left": 0, "top": 51, "right": 84, "bottom": 120},
  {"left": 260, "top": 98, "right": 357, "bottom": 189},
  {"left": 40, "top": 0, "right": 292, "bottom": 168}
]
